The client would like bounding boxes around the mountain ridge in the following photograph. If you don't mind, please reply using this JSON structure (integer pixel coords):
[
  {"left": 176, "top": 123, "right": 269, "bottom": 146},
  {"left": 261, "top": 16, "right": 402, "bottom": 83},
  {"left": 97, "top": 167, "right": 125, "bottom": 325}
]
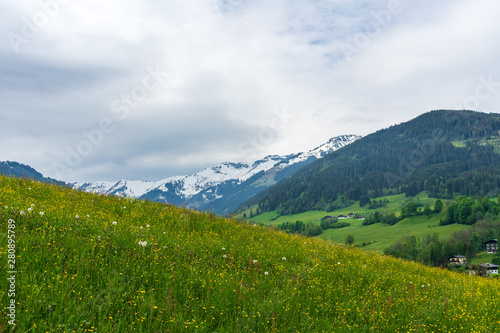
[
  {"left": 73, "top": 134, "right": 361, "bottom": 214},
  {"left": 0, "top": 161, "right": 65, "bottom": 186}
]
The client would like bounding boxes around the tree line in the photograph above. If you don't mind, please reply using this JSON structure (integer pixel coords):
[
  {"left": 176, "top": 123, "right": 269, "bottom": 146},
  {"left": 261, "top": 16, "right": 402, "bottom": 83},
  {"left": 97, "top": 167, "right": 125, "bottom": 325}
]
[
  {"left": 386, "top": 219, "right": 500, "bottom": 267},
  {"left": 246, "top": 110, "right": 500, "bottom": 216},
  {"left": 277, "top": 216, "right": 350, "bottom": 237},
  {"left": 385, "top": 195, "right": 500, "bottom": 267}
]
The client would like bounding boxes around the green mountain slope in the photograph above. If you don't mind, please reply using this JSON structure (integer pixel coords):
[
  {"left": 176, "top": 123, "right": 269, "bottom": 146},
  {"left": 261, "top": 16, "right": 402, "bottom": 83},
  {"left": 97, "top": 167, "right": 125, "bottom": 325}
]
[
  {"left": 246, "top": 110, "right": 500, "bottom": 215},
  {"left": 0, "top": 161, "right": 65, "bottom": 186},
  {"left": 2, "top": 175, "right": 500, "bottom": 331}
]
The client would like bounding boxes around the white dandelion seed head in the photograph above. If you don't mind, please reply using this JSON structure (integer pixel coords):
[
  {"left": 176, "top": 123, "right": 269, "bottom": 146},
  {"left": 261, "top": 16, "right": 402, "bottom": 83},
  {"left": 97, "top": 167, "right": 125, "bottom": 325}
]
[
  {"left": 112, "top": 221, "right": 117, "bottom": 225},
  {"left": 140, "top": 226, "right": 143, "bottom": 229},
  {"left": 146, "top": 224, "right": 150, "bottom": 228},
  {"left": 28, "top": 207, "right": 33, "bottom": 212},
  {"left": 264, "top": 271, "right": 269, "bottom": 275},
  {"left": 39, "top": 212, "right": 44, "bottom": 216},
  {"left": 337, "top": 262, "right": 341, "bottom": 265},
  {"left": 282, "top": 257, "right": 286, "bottom": 261},
  {"left": 75, "top": 215, "right": 79, "bottom": 219},
  {"left": 223, "top": 254, "right": 227, "bottom": 258},
  {"left": 253, "top": 260, "right": 258, "bottom": 264},
  {"left": 20, "top": 211, "right": 25, "bottom": 216},
  {"left": 222, "top": 247, "right": 225, "bottom": 251}
]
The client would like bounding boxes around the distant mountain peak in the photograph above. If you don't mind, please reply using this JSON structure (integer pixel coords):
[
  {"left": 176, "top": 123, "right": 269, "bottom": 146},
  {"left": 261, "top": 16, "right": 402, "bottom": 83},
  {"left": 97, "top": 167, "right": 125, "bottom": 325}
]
[{"left": 72, "top": 134, "right": 361, "bottom": 214}]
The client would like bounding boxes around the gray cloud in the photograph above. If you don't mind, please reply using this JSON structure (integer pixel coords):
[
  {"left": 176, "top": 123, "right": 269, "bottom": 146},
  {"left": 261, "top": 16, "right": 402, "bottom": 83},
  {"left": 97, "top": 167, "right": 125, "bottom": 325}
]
[{"left": 1, "top": 0, "right": 500, "bottom": 182}]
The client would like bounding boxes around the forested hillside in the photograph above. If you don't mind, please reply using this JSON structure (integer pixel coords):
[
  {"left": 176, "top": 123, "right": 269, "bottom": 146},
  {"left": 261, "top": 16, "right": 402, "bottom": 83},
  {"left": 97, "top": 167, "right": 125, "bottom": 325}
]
[{"left": 245, "top": 110, "right": 500, "bottom": 215}]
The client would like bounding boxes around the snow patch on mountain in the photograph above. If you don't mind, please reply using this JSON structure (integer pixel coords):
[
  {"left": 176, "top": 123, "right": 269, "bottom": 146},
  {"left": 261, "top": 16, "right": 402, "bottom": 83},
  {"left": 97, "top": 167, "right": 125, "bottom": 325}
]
[{"left": 72, "top": 135, "right": 361, "bottom": 204}]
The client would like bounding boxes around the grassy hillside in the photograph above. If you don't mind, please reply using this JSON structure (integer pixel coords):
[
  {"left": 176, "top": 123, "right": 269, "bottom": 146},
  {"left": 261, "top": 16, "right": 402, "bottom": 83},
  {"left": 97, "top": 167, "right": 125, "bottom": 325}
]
[
  {"left": 319, "top": 215, "right": 470, "bottom": 252},
  {"left": 244, "top": 193, "right": 470, "bottom": 251},
  {"left": 2, "top": 176, "right": 500, "bottom": 331},
  {"left": 243, "top": 192, "right": 435, "bottom": 222}
]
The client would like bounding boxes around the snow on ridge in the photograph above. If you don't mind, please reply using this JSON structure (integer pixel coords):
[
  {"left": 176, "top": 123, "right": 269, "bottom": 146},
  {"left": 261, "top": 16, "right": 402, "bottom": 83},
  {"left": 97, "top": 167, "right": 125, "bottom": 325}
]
[{"left": 73, "top": 135, "right": 361, "bottom": 200}]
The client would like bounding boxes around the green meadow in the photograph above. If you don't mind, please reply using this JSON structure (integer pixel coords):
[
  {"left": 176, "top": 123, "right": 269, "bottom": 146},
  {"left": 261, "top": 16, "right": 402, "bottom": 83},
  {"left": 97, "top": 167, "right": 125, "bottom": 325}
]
[
  {"left": 1, "top": 176, "right": 500, "bottom": 332},
  {"left": 319, "top": 215, "right": 471, "bottom": 252},
  {"left": 245, "top": 192, "right": 467, "bottom": 251}
]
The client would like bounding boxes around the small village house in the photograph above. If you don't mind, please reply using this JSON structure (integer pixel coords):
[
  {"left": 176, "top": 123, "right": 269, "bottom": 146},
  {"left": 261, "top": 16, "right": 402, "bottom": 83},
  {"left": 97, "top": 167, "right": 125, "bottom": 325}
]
[
  {"left": 481, "top": 263, "right": 499, "bottom": 276},
  {"left": 347, "top": 213, "right": 355, "bottom": 218},
  {"left": 485, "top": 239, "right": 498, "bottom": 254},
  {"left": 449, "top": 255, "right": 466, "bottom": 266},
  {"left": 468, "top": 263, "right": 499, "bottom": 276}
]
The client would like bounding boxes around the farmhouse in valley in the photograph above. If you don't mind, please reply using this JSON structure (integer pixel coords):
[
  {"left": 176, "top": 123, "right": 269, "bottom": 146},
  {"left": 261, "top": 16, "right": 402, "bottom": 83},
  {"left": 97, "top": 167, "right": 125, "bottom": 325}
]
[
  {"left": 485, "top": 239, "right": 498, "bottom": 253},
  {"left": 449, "top": 255, "right": 467, "bottom": 266},
  {"left": 338, "top": 215, "right": 348, "bottom": 219},
  {"left": 481, "top": 263, "right": 499, "bottom": 275},
  {"left": 468, "top": 263, "right": 499, "bottom": 276}
]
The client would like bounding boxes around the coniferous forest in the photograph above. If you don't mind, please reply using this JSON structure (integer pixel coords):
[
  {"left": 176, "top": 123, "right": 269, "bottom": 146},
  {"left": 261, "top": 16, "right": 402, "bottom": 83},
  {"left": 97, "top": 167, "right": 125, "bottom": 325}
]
[{"left": 244, "top": 110, "right": 500, "bottom": 215}]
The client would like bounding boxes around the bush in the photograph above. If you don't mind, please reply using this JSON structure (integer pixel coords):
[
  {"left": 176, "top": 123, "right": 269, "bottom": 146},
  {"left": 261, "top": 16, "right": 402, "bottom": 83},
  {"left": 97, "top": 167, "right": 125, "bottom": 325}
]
[
  {"left": 305, "top": 222, "right": 322, "bottom": 237},
  {"left": 331, "top": 222, "right": 350, "bottom": 229}
]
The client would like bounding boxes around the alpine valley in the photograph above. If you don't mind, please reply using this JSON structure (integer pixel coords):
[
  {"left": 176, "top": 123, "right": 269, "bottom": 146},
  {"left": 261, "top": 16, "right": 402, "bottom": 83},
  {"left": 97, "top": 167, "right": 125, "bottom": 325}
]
[{"left": 72, "top": 135, "right": 360, "bottom": 214}]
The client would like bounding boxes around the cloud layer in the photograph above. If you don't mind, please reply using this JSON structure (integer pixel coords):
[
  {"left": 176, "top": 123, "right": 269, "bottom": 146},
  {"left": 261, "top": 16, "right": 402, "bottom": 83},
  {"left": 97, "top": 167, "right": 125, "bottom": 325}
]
[{"left": 2, "top": 0, "right": 500, "bottom": 182}]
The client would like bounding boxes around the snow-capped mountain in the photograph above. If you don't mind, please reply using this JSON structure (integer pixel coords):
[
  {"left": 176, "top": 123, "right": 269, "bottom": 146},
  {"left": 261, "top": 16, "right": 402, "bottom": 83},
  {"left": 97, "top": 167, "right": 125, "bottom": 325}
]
[{"left": 72, "top": 135, "right": 361, "bottom": 214}]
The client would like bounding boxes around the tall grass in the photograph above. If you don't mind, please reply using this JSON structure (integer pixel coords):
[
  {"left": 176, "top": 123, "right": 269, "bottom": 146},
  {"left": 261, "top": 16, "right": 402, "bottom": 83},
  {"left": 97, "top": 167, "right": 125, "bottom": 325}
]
[{"left": 1, "top": 175, "right": 500, "bottom": 332}]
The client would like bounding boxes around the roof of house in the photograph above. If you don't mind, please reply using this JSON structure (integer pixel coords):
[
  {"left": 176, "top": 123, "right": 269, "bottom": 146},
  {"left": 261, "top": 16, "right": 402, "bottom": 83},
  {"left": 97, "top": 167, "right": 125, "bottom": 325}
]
[
  {"left": 485, "top": 239, "right": 498, "bottom": 244},
  {"left": 338, "top": 214, "right": 347, "bottom": 217},
  {"left": 451, "top": 255, "right": 466, "bottom": 258},
  {"left": 480, "top": 263, "right": 499, "bottom": 269}
]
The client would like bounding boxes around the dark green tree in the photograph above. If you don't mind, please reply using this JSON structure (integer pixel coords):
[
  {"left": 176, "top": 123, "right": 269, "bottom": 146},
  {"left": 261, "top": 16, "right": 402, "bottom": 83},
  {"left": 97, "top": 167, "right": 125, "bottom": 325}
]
[
  {"left": 359, "top": 195, "right": 371, "bottom": 207},
  {"left": 423, "top": 204, "right": 432, "bottom": 216},
  {"left": 433, "top": 199, "right": 443, "bottom": 213}
]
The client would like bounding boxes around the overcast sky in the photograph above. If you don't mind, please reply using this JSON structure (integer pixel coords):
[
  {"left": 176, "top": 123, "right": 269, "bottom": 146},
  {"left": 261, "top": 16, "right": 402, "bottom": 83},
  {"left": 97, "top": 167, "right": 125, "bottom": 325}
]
[{"left": 2, "top": 0, "right": 500, "bottom": 182}]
